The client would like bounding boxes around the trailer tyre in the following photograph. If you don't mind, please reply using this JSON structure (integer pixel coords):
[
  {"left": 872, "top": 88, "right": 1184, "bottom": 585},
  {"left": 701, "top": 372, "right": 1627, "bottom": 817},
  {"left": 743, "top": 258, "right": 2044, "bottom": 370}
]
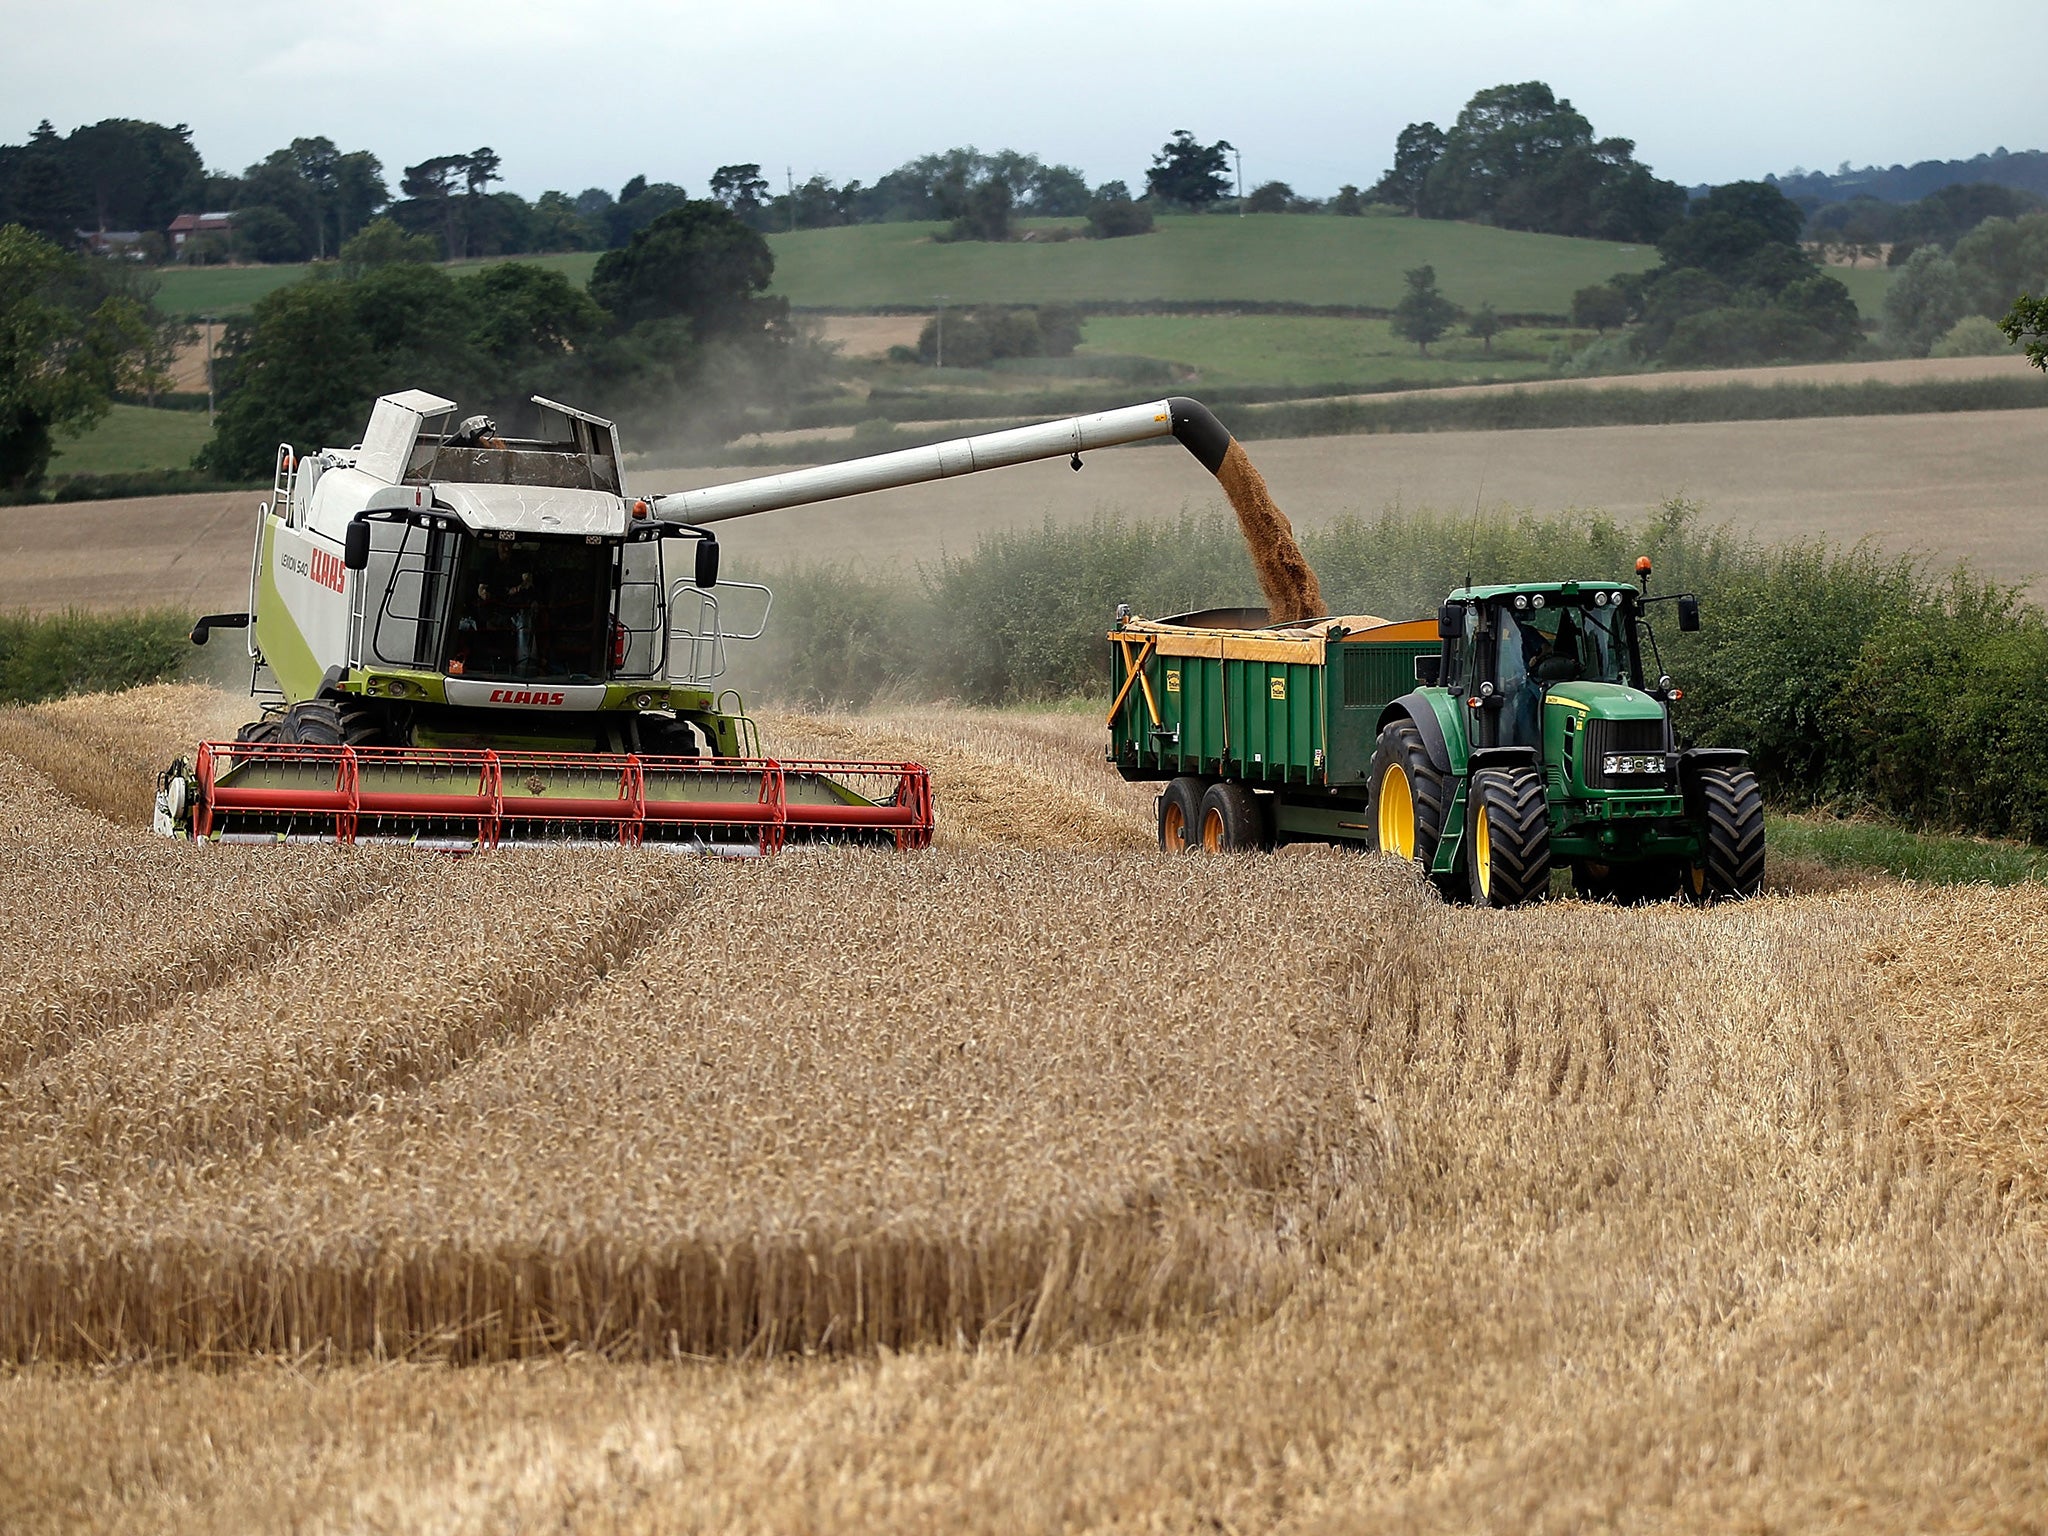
[
  {"left": 1158, "top": 776, "right": 1205, "bottom": 853},
  {"left": 1685, "top": 766, "right": 1766, "bottom": 901},
  {"left": 1198, "top": 781, "right": 1268, "bottom": 853},
  {"left": 1466, "top": 766, "right": 1552, "bottom": 908},
  {"left": 1370, "top": 718, "right": 1455, "bottom": 893}
]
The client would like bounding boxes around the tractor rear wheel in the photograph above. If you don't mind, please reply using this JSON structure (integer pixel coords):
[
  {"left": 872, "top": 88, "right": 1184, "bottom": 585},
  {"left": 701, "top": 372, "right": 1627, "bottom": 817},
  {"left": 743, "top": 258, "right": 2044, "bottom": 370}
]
[
  {"left": 279, "top": 699, "right": 388, "bottom": 748},
  {"left": 1157, "top": 776, "right": 1205, "bottom": 853},
  {"left": 1466, "top": 766, "right": 1552, "bottom": 907},
  {"left": 1198, "top": 781, "right": 1268, "bottom": 853},
  {"left": 1685, "top": 766, "right": 1766, "bottom": 901},
  {"left": 1369, "top": 719, "right": 1457, "bottom": 896}
]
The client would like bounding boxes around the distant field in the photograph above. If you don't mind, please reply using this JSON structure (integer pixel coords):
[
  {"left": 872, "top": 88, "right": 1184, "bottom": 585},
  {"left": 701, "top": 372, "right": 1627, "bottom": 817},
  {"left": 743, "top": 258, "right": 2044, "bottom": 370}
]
[
  {"left": 152, "top": 251, "right": 594, "bottom": 317},
  {"left": 1078, "top": 314, "right": 1585, "bottom": 388},
  {"left": 46, "top": 404, "right": 209, "bottom": 476}
]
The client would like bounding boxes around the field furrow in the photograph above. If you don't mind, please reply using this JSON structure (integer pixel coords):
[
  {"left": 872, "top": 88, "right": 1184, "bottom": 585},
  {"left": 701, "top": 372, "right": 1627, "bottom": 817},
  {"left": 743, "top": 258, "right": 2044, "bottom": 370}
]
[
  {"left": 0, "top": 850, "right": 711, "bottom": 1218},
  {"left": 1, "top": 847, "right": 1396, "bottom": 1362}
]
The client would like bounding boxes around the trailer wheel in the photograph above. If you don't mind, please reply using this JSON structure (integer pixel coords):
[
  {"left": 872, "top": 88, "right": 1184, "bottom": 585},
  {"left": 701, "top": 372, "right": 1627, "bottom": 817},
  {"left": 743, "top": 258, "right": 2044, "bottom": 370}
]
[
  {"left": 1684, "top": 766, "right": 1766, "bottom": 901},
  {"left": 1370, "top": 718, "right": 1455, "bottom": 893},
  {"left": 1198, "top": 781, "right": 1268, "bottom": 853},
  {"left": 1157, "top": 776, "right": 1205, "bottom": 853},
  {"left": 1466, "top": 766, "right": 1552, "bottom": 908}
]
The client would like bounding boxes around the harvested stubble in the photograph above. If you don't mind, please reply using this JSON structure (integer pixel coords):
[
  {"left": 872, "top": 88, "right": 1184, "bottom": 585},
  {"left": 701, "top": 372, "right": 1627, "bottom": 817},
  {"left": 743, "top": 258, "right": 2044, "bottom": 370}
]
[
  {"left": 1216, "top": 438, "right": 1323, "bottom": 623},
  {"left": 3, "top": 848, "right": 1405, "bottom": 1362},
  {"left": 9, "top": 882, "right": 2048, "bottom": 1532},
  {"left": 0, "top": 849, "right": 709, "bottom": 1222},
  {"left": 758, "top": 703, "right": 1155, "bottom": 849}
]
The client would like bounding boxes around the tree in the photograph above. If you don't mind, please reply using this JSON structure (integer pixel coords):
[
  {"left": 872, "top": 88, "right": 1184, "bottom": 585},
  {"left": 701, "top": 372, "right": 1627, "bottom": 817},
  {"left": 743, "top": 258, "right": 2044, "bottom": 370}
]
[
  {"left": 1146, "top": 130, "right": 1233, "bottom": 209},
  {"left": 1086, "top": 183, "right": 1153, "bottom": 239},
  {"left": 1368, "top": 122, "right": 1445, "bottom": 215},
  {"left": 2000, "top": 293, "right": 2048, "bottom": 370},
  {"left": 1245, "top": 180, "right": 1294, "bottom": 214},
  {"left": 1391, "top": 264, "right": 1459, "bottom": 355},
  {"left": 232, "top": 205, "right": 307, "bottom": 263},
  {"left": 1882, "top": 247, "right": 1973, "bottom": 355},
  {"left": 1572, "top": 283, "right": 1630, "bottom": 333},
  {"left": 63, "top": 118, "right": 205, "bottom": 234},
  {"left": 1332, "top": 185, "right": 1364, "bottom": 216},
  {"left": 606, "top": 177, "right": 691, "bottom": 246},
  {"left": 338, "top": 217, "right": 439, "bottom": 274},
  {"left": 289, "top": 136, "right": 340, "bottom": 258},
  {"left": 466, "top": 262, "right": 605, "bottom": 378},
  {"left": 0, "top": 225, "right": 153, "bottom": 490},
  {"left": 529, "top": 191, "right": 601, "bottom": 252},
  {"left": 944, "top": 178, "right": 1012, "bottom": 242},
  {"left": 331, "top": 151, "right": 388, "bottom": 245},
  {"left": 401, "top": 153, "right": 469, "bottom": 258},
  {"left": 1467, "top": 301, "right": 1500, "bottom": 354},
  {"left": 1026, "top": 163, "right": 1091, "bottom": 217},
  {"left": 588, "top": 201, "right": 780, "bottom": 338},
  {"left": 709, "top": 164, "right": 772, "bottom": 228},
  {"left": 1656, "top": 181, "right": 1807, "bottom": 279}
]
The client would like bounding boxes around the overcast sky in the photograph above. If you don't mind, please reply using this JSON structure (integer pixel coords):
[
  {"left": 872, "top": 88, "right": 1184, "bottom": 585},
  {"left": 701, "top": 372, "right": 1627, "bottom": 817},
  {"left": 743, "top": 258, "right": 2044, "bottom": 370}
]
[{"left": 5, "top": 0, "right": 2039, "bottom": 199}]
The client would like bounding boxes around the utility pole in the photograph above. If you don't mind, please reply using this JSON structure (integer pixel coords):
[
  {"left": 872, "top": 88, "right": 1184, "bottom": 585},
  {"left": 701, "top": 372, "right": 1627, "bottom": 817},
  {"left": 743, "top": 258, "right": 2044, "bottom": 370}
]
[
  {"left": 1233, "top": 145, "right": 1244, "bottom": 216},
  {"left": 935, "top": 294, "right": 947, "bottom": 369},
  {"left": 786, "top": 166, "right": 796, "bottom": 233},
  {"left": 202, "top": 316, "right": 216, "bottom": 425}
]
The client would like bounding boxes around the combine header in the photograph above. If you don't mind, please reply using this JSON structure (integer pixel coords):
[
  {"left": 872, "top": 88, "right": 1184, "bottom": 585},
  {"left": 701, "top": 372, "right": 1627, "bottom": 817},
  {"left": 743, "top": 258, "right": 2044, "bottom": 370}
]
[{"left": 158, "top": 390, "right": 1261, "bottom": 851}]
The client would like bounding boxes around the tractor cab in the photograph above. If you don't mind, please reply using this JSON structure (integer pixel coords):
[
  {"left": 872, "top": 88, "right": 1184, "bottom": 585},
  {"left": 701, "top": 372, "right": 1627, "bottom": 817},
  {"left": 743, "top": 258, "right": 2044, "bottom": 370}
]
[{"left": 1439, "top": 582, "right": 1648, "bottom": 751}]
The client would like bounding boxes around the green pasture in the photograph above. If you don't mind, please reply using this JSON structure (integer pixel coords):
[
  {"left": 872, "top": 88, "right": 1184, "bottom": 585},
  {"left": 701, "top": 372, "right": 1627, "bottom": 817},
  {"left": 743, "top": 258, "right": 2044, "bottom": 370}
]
[
  {"left": 153, "top": 251, "right": 595, "bottom": 317},
  {"left": 1769, "top": 814, "right": 2048, "bottom": 886},
  {"left": 49, "top": 404, "right": 211, "bottom": 475},
  {"left": 1078, "top": 314, "right": 1586, "bottom": 388}
]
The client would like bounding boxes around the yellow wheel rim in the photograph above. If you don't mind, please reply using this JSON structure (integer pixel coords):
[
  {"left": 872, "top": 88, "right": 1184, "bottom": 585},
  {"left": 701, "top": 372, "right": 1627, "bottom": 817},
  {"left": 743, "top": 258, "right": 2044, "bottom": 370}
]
[
  {"left": 1689, "top": 862, "right": 1707, "bottom": 897},
  {"left": 1202, "top": 806, "right": 1226, "bottom": 851},
  {"left": 1378, "top": 764, "right": 1415, "bottom": 859},
  {"left": 1163, "top": 801, "right": 1187, "bottom": 850},
  {"left": 1474, "top": 805, "right": 1493, "bottom": 899}
]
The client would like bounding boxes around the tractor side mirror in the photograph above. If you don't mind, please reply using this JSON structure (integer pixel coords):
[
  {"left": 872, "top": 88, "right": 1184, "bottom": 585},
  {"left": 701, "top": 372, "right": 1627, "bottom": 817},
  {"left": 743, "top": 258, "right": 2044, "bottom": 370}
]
[
  {"left": 694, "top": 535, "right": 720, "bottom": 590},
  {"left": 1414, "top": 653, "right": 1443, "bottom": 686},
  {"left": 1437, "top": 603, "right": 1462, "bottom": 640},
  {"left": 344, "top": 520, "right": 371, "bottom": 571},
  {"left": 1677, "top": 596, "right": 1700, "bottom": 632}
]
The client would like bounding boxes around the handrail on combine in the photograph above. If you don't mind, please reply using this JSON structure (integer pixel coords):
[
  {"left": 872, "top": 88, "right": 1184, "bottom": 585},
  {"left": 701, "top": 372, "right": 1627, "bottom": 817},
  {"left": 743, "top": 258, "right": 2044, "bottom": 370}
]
[{"left": 189, "top": 741, "right": 934, "bottom": 853}]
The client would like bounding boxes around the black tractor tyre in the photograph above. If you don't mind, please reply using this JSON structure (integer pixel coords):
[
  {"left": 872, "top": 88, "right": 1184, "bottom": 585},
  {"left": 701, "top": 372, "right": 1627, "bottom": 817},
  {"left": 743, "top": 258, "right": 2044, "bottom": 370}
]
[
  {"left": 1157, "top": 776, "right": 1206, "bottom": 853},
  {"left": 279, "top": 699, "right": 387, "bottom": 748},
  {"left": 1685, "top": 766, "right": 1766, "bottom": 901},
  {"left": 1466, "top": 766, "right": 1553, "bottom": 908},
  {"left": 1369, "top": 718, "right": 1458, "bottom": 895},
  {"left": 1197, "top": 781, "right": 1269, "bottom": 853},
  {"left": 233, "top": 714, "right": 284, "bottom": 745},
  {"left": 1573, "top": 858, "right": 1684, "bottom": 906}
]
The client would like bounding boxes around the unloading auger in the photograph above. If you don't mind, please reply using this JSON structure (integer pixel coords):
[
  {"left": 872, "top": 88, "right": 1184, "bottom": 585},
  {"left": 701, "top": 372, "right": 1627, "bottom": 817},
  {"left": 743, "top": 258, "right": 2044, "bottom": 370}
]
[{"left": 155, "top": 391, "right": 1262, "bottom": 851}]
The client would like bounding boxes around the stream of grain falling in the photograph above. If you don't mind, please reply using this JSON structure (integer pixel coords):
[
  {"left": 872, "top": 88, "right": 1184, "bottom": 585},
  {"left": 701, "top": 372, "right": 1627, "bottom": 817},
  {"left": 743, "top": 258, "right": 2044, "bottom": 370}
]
[{"left": 1215, "top": 440, "right": 1324, "bottom": 623}]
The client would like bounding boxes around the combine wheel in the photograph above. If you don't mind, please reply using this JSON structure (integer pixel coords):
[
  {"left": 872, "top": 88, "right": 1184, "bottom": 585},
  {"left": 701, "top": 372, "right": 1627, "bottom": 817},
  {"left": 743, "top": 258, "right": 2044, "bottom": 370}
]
[
  {"left": 1370, "top": 719, "right": 1457, "bottom": 895},
  {"left": 1685, "top": 765, "right": 1766, "bottom": 901},
  {"left": 234, "top": 715, "right": 283, "bottom": 745},
  {"left": 1466, "top": 766, "right": 1552, "bottom": 908},
  {"left": 1157, "top": 776, "right": 1205, "bottom": 853},
  {"left": 279, "top": 699, "right": 387, "bottom": 748},
  {"left": 1197, "top": 781, "right": 1268, "bottom": 853}
]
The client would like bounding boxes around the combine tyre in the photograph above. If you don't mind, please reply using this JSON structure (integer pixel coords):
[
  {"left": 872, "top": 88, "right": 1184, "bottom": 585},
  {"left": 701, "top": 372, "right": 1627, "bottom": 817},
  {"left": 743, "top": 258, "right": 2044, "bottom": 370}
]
[
  {"left": 1465, "top": 765, "right": 1551, "bottom": 907},
  {"left": 1686, "top": 764, "right": 1766, "bottom": 901}
]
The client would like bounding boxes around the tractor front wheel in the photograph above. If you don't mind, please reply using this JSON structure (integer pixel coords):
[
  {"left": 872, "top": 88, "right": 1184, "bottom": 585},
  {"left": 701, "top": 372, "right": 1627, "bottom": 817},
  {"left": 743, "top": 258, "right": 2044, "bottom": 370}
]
[
  {"left": 1157, "top": 776, "right": 1206, "bottom": 853},
  {"left": 1198, "top": 781, "right": 1269, "bottom": 852},
  {"left": 1685, "top": 766, "right": 1766, "bottom": 901},
  {"left": 1370, "top": 719, "right": 1457, "bottom": 896},
  {"left": 1466, "top": 766, "right": 1552, "bottom": 907}
]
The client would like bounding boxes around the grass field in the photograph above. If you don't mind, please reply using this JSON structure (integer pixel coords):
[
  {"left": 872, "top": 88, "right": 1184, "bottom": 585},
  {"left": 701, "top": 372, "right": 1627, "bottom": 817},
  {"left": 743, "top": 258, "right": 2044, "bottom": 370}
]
[
  {"left": 1077, "top": 314, "right": 1579, "bottom": 388},
  {"left": 43, "top": 404, "right": 209, "bottom": 477},
  {"left": 151, "top": 216, "right": 1667, "bottom": 318},
  {"left": 2, "top": 683, "right": 2046, "bottom": 1531}
]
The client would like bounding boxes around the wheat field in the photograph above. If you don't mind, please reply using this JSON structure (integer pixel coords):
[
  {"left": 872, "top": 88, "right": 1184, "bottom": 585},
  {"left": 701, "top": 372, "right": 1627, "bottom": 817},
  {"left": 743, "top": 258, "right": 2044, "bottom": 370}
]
[{"left": 3, "top": 684, "right": 2047, "bottom": 1531}]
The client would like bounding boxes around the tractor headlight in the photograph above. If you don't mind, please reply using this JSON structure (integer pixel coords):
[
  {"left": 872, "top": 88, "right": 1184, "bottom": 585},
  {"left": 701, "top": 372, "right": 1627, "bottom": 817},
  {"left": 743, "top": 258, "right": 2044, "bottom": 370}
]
[{"left": 1602, "top": 753, "right": 1664, "bottom": 777}]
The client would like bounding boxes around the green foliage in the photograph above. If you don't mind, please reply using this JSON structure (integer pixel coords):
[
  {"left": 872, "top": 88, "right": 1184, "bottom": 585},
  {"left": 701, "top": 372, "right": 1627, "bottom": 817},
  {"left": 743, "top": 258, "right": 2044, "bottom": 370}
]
[
  {"left": 1466, "top": 301, "right": 1500, "bottom": 352},
  {"left": 1571, "top": 283, "right": 1628, "bottom": 332},
  {"left": 1930, "top": 314, "right": 2013, "bottom": 357},
  {"left": 0, "top": 225, "right": 156, "bottom": 491},
  {"left": 1767, "top": 814, "right": 2048, "bottom": 886},
  {"left": 1145, "top": 131, "right": 1234, "bottom": 209},
  {"left": 0, "top": 608, "right": 189, "bottom": 704},
  {"left": 1085, "top": 184, "right": 1154, "bottom": 239},
  {"left": 1391, "top": 264, "right": 1459, "bottom": 354},
  {"left": 1369, "top": 123, "right": 1446, "bottom": 216},
  {"left": 752, "top": 502, "right": 2048, "bottom": 841},
  {"left": 916, "top": 305, "right": 1081, "bottom": 367},
  {"left": 230, "top": 204, "right": 305, "bottom": 263},
  {"left": 2001, "top": 292, "right": 2048, "bottom": 369},
  {"left": 588, "top": 201, "right": 778, "bottom": 336},
  {"left": 940, "top": 179, "right": 1013, "bottom": 243},
  {"left": 338, "top": 217, "right": 438, "bottom": 273}
]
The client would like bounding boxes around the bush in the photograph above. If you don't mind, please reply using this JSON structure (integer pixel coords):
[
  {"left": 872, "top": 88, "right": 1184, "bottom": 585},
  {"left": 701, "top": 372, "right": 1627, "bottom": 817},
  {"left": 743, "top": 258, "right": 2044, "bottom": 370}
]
[
  {"left": 745, "top": 501, "right": 2048, "bottom": 841},
  {"left": 1086, "top": 195, "right": 1154, "bottom": 240},
  {"left": 916, "top": 306, "right": 1081, "bottom": 367},
  {"left": 1929, "top": 314, "right": 2013, "bottom": 358},
  {"left": 0, "top": 609, "right": 190, "bottom": 705}
]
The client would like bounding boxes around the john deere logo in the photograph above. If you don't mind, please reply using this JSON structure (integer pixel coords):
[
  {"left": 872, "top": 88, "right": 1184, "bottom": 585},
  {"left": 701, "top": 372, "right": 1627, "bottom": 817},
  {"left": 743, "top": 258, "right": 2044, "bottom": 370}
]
[
  {"left": 1269, "top": 678, "right": 1287, "bottom": 700},
  {"left": 1165, "top": 671, "right": 1181, "bottom": 693}
]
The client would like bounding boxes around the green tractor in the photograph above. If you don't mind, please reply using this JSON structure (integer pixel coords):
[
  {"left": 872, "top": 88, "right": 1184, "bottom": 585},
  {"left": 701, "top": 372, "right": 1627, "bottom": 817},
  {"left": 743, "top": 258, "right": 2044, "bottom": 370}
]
[
  {"left": 1371, "top": 568, "right": 1763, "bottom": 905},
  {"left": 1108, "top": 563, "right": 1764, "bottom": 906}
]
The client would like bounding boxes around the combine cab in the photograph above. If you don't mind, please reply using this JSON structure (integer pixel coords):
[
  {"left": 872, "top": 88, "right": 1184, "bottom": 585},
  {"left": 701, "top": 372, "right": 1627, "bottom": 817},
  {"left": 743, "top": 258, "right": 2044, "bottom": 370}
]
[{"left": 159, "top": 390, "right": 933, "bottom": 851}]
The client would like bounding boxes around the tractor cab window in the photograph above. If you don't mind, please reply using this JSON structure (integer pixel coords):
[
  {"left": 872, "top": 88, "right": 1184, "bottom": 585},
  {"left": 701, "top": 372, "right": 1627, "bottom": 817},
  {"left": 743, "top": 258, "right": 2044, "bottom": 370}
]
[
  {"left": 1489, "top": 596, "right": 1637, "bottom": 745},
  {"left": 445, "top": 535, "right": 613, "bottom": 682}
]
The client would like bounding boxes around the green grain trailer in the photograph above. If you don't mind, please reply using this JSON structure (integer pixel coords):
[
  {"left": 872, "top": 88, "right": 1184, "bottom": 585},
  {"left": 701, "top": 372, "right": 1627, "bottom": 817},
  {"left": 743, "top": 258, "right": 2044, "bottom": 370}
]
[{"left": 1108, "top": 578, "right": 1764, "bottom": 906}]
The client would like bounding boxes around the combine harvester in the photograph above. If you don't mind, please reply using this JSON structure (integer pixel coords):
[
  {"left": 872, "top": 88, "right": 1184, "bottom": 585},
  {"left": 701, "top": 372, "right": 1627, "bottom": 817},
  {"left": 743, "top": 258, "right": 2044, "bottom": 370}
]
[{"left": 157, "top": 390, "right": 1273, "bottom": 851}]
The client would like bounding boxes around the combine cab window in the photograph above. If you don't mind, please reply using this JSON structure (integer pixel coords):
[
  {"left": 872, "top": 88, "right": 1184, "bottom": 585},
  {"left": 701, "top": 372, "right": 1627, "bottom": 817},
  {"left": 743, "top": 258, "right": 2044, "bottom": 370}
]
[{"left": 445, "top": 535, "right": 613, "bottom": 683}]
